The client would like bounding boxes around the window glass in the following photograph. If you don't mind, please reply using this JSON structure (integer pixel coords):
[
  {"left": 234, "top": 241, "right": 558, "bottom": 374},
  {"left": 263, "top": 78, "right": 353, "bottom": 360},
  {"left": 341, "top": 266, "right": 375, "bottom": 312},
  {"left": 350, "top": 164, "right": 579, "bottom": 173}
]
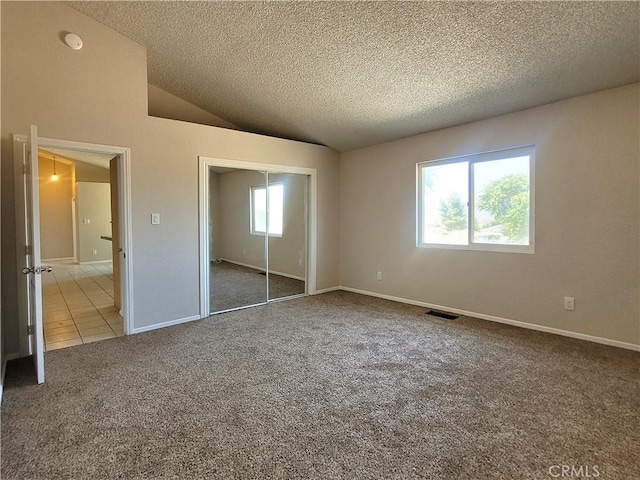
[
  {"left": 422, "top": 162, "right": 468, "bottom": 245},
  {"left": 417, "top": 146, "right": 534, "bottom": 253},
  {"left": 251, "top": 183, "right": 283, "bottom": 236},
  {"left": 473, "top": 156, "right": 530, "bottom": 245},
  {"left": 267, "top": 184, "right": 283, "bottom": 236},
  {"left": 253, "top": 187, "right": 267, "bottom": 233}
]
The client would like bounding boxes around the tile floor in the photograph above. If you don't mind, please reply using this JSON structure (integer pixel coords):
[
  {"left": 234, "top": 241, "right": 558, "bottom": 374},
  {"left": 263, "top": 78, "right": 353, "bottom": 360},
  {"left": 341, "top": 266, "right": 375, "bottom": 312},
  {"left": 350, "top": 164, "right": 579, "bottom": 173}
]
[{"left": 42, "top": 259, "right": 124, "bottom": 351}]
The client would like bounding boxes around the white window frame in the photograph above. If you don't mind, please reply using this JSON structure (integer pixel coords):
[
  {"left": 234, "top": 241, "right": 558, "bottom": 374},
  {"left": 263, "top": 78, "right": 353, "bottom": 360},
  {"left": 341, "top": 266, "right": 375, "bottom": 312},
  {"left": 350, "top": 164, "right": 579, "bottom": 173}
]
[
  {"left": 250, "top": 182, "right": 284, "bottom": 237},
  {"left": 417, "top": 145, "right": 535, "bottom": 254}
]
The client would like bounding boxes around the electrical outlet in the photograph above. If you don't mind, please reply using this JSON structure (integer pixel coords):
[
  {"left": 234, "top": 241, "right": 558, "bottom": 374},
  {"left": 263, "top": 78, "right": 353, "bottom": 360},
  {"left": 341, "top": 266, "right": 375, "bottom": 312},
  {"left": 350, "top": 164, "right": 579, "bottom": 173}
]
[
  {"left": 92, "top": 249, "right": 98, "bottom": 255},
  {"left": 151, "top": 213, "right": 160, "bottom": 225},
  {"left": 83, "top": 218, "right": 91, "bottom": 224},
  {"left": 376, "top": 271, "right": 382, "bottom": 281},
  {"left": 564, "top": 297, "right": 575, "bottom": 311}
]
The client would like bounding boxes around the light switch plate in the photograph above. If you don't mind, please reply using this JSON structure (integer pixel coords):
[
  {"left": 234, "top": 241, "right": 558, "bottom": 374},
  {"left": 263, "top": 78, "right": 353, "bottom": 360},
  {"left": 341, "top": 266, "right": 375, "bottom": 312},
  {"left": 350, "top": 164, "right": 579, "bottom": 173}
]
[{"left": 151, "top": 213, "right": 160, "bottom": 225}]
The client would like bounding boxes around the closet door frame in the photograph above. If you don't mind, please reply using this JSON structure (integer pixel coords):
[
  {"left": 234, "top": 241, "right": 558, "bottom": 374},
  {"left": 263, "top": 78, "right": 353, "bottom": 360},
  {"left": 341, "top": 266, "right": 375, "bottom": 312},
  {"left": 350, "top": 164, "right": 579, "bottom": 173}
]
[{"left": 198, "top": 156, "right": 317, "bottom": 318}]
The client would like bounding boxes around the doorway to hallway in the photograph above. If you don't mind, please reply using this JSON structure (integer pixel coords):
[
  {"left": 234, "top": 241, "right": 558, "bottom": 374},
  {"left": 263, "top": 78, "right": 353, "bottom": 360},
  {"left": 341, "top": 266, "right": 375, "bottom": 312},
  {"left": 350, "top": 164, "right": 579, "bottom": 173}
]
[
  {"left": 37, "top": 146, "right": 125, "bottom": 350},
  {"left": 13, "top": 129, "right": 133, "bottom": 383},
  {"left": 42, "top": 260, "right": 124, "bottom": 350}
]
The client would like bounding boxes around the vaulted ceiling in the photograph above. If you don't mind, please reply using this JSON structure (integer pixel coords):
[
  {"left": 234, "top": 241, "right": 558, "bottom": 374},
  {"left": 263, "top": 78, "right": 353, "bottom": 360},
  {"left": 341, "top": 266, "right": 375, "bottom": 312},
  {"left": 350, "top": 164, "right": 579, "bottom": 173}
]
[{"left": 68, "top": 1, "right": 640, "bottom": 152}]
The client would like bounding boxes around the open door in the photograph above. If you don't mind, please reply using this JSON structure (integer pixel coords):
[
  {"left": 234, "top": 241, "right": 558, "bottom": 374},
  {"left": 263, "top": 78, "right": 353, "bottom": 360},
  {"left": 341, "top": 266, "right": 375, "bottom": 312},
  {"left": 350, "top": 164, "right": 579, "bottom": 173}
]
[
  {"left": 110, "top": 157, "right": 121, "bottom": 310},
  {"left": 18, "top": 125, "right": 47, "bottom": 383}
]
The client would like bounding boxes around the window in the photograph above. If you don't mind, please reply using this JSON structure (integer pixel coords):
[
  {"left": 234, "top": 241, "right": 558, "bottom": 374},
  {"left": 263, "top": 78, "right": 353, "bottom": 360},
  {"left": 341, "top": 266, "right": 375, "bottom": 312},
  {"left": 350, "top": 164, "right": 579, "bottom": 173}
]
[
  {"left": 251, "top": 183, "right": 283, "bottom": 236},
  {"left": 417, "top": 146, "right": 534, "bottom": 253}
]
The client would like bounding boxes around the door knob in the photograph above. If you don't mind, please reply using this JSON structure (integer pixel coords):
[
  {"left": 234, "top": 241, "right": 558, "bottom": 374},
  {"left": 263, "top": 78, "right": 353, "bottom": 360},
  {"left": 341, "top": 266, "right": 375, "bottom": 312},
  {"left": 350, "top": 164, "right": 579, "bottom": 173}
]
[{"left": 21, "top": 266, "right": 53, "bottom": 275}]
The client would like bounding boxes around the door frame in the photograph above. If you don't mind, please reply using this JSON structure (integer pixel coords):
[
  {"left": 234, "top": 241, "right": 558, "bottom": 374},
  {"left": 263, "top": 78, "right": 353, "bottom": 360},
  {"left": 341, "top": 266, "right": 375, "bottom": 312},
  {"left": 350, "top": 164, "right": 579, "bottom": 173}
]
[
  {"left": 14, "top": 134, "right": 134, "bottom": 356},
  {"left": 198, "top": 156, "right": 317, "bottom": 318}
]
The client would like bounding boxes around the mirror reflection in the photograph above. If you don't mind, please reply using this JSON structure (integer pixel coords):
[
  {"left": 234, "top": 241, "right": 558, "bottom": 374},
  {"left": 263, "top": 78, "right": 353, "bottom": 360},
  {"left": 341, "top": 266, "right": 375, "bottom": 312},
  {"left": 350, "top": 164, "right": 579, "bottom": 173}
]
[
  {"left": 209, "top": 168, "right": 267, "bottom": 312},
  {"left": 209, "top": 167, "right": 308, "bottom": 314},
  {"left": 267, "top": 173, "right": 307, "bottom": 301}
]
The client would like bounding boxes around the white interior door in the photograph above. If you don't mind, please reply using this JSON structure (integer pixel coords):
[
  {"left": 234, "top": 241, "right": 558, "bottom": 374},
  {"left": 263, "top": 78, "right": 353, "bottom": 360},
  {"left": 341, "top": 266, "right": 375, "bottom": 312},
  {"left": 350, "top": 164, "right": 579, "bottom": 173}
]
[{"left": 21, "top": 125, "right": 46, "bottom": 384}]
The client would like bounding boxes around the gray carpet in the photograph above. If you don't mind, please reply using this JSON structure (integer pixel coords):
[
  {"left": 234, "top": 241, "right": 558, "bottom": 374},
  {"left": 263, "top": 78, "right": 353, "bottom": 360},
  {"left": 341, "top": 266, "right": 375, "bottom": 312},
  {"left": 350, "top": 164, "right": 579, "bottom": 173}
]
[
  {"left": 2, "top": 291, "right": 638, "bottom": 479},
  {"left": 210, "top": 261, "right": 305, "bottom": 312}
]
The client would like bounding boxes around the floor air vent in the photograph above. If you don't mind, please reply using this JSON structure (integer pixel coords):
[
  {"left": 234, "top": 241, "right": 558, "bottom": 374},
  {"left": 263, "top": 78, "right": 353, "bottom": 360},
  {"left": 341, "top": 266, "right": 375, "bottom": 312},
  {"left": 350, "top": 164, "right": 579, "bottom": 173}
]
[{"left": 426, "top": 310, "right": 459, "bottom": 320}]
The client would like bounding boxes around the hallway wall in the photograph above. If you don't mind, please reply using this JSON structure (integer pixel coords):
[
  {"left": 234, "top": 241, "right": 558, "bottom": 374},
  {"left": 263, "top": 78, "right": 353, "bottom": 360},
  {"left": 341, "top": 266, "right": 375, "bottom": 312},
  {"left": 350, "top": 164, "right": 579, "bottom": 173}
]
[{"left": 38, "top": 156, "right": 73, "bottom": 259}]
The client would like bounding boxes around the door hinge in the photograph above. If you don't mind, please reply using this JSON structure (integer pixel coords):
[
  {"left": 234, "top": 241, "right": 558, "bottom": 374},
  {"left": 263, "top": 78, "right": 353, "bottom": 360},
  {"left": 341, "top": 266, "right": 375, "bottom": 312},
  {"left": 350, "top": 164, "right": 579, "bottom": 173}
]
[
  {"left": 27, "top": 325, "right": 34, "bottom": 336},
  {"left": 25, "top": 245, "right": 32, "bottom": 255},
  {"left": 22, "top": 163, "right": 29, "bottom": 175}
]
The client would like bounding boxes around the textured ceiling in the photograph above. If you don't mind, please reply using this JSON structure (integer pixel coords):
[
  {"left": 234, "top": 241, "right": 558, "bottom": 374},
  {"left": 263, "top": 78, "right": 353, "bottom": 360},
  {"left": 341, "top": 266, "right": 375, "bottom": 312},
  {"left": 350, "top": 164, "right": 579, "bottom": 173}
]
[{"left": 68, "top": 1, "right": 640, "bottom": 152}]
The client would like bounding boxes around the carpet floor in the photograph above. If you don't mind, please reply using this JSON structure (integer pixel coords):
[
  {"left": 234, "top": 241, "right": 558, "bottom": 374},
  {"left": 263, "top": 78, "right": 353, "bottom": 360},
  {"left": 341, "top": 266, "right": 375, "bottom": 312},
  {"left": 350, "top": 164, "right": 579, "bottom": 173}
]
[{"left": 1, "top": 291, "right": 638, "bottom": 479}]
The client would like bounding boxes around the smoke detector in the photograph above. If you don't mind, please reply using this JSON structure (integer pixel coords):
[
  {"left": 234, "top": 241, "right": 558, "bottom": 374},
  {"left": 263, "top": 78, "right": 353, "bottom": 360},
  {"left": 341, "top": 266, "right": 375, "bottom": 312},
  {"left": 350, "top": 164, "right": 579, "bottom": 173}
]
[{"left": 64, "top": 33, "right": 83, "bottom": 50}]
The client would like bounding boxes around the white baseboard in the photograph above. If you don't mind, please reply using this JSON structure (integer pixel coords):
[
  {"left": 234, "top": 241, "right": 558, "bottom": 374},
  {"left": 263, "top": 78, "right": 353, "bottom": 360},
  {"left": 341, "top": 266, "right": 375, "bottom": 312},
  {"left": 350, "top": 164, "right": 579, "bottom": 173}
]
[
  {"left": 131, "top": 314, "right": 201, "bottom": 334},
  {"left": 79, "top": 260, "right": 113, "bottom": 265},
  {"left": 313, "top": 286, "right": 341, "bottom": 295},
  {"left": 219, "top": 258, "right": 305, "bottom": 281},
  {"left": 338, "top": 286, "right": 640, "bottom": 352},
  {"left": 41, "top": 257, "right": 75, "bottom": 262}
]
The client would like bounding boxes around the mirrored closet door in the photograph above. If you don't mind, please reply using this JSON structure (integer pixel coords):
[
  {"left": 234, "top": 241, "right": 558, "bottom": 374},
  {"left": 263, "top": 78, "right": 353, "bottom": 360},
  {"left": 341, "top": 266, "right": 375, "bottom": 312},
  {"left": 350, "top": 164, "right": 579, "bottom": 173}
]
[
  {"left": 209, "top": 167, "right": 268, "bottom": 312},
  {"left": 208, "top": 166, "right": 308, "bottom": 314},
  {"left": 267, "top": 172, "right": 307, "bottom": 301}
]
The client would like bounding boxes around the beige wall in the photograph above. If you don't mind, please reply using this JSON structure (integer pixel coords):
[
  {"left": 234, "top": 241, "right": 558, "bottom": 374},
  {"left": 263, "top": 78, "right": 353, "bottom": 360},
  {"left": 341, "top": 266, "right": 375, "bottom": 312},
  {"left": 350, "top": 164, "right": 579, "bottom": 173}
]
[
  {"left": 340, "top": 83, "right": 640, "bottom": 346},
  {"left": 75, "top": 162, "right": 110, "bottom": 183},
  {"left": 76, "top": 182, "right": 112, "bottom": 263},
  {"left": 149, "top": 84, "right": 241, "bottom": 131},
  {"left": 215, "top": 170, "right": 307, "bottom": 278},
  {"left": 1, "top": 2, "right": 340, "bottom": 351},
  {"left": 218, "top": 170, "right": 267, "bottom": 269},
  {"left": 267, "top": 173, "right": 307, "bottom": 279},
  {"left": 38, "top": 156, "right": 109, "bottom": 261},
  {"left": 38, "top": 156, "right": 73, "bottom": 259}
]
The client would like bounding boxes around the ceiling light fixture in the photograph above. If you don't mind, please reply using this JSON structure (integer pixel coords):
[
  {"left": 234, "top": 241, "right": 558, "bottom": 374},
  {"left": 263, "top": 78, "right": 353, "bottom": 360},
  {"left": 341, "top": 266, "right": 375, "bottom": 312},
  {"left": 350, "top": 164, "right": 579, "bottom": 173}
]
[{"left": 51, "top": 157, "right": 59, "bottom": 182}]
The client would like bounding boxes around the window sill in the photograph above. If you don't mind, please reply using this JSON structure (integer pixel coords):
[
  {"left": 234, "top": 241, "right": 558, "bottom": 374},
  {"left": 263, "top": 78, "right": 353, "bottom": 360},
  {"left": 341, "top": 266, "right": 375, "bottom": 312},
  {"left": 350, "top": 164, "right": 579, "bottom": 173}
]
[{"left": 417, "top": 243, "right": 534, "bottom": 254}]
